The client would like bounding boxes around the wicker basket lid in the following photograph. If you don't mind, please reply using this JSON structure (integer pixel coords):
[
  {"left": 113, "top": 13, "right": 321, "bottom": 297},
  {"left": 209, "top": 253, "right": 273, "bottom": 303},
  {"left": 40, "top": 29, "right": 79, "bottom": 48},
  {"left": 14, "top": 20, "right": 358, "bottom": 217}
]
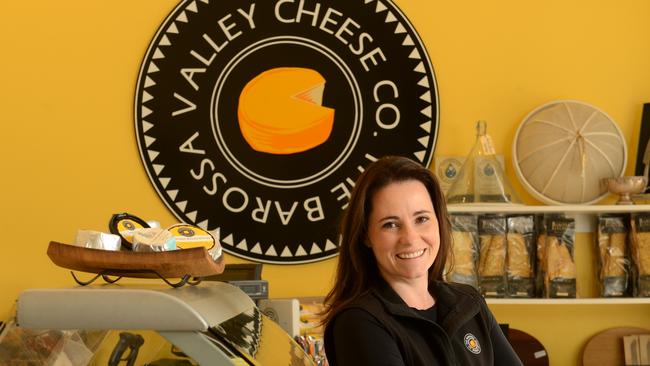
[{"left": 513, "top": 100, "right": 627, "bottom": 205}]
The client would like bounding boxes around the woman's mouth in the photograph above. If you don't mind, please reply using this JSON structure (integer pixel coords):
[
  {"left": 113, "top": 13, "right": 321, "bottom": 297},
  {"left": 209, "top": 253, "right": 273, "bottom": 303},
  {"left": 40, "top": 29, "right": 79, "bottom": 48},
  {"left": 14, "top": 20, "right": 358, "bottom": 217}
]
[{"left": 396, "top": 248, "right": 426, "bottom": 259}]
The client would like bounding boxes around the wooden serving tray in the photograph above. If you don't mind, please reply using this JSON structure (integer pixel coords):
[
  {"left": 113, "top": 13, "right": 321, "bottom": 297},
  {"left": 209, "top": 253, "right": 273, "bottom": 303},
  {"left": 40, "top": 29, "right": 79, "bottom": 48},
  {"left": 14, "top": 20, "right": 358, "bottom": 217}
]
[
  {"left": 582, "top": 326, "right": 650, "bottom": 366},
  {"left": 47, "top": 241, "right": 225, "bottom": 279}
]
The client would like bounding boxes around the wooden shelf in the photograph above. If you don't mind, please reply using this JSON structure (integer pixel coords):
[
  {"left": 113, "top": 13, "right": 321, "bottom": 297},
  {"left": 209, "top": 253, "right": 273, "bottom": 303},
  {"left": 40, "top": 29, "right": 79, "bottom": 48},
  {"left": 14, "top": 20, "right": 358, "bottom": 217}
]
[
  {"left": 486, "top": 298, "right": 650, "bottom": 305},
  {"left": 447, "top": 204, "right": 650, "bottom": 214}
]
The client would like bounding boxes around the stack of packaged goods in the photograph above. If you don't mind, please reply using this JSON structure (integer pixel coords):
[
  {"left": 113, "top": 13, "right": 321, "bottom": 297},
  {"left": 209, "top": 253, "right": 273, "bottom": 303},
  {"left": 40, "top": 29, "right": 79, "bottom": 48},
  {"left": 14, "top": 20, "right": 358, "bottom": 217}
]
[
  {"left": 542, "top": 216, "right": 576, "bottom": 298},
  {"left": 477, "top": 215, "right": 508, "bottom": 298},
  {"left": 630, "top": 213, "right": 650, "bottom": 297},
  {"left": 445, "top": 214, "right": 479, "bottom": 289},
  {"left": 505, "top": 215, "right": 536, "bottom": 298},
  {"left": 594, "top": 212, "right": 650, "bottom": 298},
  {"left": 446, "top": 213, "right": 576, "bottom": 298},
  {"left": 596, "top": 214, "right": 630, "bottom": 297}
]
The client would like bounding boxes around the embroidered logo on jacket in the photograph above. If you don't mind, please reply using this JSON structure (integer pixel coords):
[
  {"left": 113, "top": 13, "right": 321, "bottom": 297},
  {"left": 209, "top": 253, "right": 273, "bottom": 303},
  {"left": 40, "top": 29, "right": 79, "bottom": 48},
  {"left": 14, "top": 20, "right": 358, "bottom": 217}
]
[{"left": 464, "top": 333, "right": 481, "bottom": 354}]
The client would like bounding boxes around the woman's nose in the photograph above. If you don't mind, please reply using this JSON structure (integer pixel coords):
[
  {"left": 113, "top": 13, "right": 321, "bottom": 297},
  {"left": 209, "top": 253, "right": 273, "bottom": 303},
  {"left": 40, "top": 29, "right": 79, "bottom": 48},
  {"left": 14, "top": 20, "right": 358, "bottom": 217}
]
[{"left": 400, "top": 222, "right": 419, "bottom": 243}]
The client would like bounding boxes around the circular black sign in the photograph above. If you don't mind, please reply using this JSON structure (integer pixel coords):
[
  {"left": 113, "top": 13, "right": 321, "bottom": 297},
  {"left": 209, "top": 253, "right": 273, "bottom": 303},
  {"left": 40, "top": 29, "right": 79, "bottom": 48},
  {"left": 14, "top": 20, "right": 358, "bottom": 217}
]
[{"left": 135, "top": 0, "right": 439, "bottom": 263}]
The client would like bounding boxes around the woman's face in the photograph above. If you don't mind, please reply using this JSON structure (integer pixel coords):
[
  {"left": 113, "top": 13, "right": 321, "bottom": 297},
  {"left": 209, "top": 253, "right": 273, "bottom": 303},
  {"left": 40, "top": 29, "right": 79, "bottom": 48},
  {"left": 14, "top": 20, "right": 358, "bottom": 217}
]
[{"left": 366, "top": 179, "right": 440, "bottom": 286}]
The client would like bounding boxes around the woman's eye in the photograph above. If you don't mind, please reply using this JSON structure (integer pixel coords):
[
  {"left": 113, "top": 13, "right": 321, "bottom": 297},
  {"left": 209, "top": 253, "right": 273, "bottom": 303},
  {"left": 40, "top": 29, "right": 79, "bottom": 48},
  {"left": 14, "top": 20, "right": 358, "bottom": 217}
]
[
  {"left": 415, "top": 216, "right": 429, "bottom": 224},
  {"left": 382, "top": 221, "right": 398, "bottom": 229}
]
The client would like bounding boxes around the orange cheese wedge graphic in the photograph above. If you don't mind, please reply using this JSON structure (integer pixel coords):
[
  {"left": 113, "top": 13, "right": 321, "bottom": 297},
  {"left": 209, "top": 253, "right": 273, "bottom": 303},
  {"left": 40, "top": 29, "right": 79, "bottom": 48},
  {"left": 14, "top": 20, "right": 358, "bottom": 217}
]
[{"left": 237, "top": 67, "right": 335, "bottom": 154}]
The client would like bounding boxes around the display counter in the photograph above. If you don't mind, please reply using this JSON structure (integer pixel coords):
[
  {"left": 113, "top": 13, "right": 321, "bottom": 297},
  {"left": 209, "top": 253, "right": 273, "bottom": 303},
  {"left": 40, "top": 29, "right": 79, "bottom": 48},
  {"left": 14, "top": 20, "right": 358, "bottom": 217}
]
[{"left": 15, "top": 282, "right": 314, "bottom": 366}]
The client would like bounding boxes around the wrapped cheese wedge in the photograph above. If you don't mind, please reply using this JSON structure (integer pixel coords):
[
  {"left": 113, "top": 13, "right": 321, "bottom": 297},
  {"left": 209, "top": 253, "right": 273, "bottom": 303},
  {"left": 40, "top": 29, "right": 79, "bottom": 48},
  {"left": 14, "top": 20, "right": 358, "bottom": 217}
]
[
  {"left": 132, "top": 227, "right": 176, "bottom": 252},
  {"left": 74, "top": 230, "right": 121, "bottom": 251},
  {"left": 168, "top": 224, "right": 223, "bottom": 262}
]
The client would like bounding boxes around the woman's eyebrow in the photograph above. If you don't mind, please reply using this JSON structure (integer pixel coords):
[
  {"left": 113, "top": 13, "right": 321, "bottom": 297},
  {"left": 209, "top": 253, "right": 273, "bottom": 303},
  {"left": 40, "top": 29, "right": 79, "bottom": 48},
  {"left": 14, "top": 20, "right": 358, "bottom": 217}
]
[
  {"left": 378, "top": 215, "right": 399, "bottom": 223},
  {"left": 413, "top": 209, "right": 432, "bottom": 215}
]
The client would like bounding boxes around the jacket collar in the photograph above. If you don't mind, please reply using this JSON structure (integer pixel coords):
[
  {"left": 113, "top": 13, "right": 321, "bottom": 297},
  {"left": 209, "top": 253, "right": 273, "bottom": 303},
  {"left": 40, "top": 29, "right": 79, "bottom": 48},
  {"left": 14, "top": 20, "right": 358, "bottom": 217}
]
[
  {"left": 430, "top": 281, "right": 482, "bottom": 333},
  {"left": 370, "top": 279, "right": 481, "bottom": 334}
]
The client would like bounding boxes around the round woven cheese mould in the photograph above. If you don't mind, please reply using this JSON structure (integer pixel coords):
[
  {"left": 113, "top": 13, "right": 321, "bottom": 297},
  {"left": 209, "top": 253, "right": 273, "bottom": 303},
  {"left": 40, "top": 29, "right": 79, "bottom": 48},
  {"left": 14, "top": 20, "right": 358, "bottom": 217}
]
[{"left": 513, "top": 100, "right": 627, "bottom": 205}]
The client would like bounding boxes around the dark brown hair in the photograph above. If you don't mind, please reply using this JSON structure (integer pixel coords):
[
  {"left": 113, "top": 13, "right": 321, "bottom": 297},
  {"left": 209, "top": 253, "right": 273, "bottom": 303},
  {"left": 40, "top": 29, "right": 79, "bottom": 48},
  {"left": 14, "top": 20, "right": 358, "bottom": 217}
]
[{"left": 322, "top": 156, "right": 451, "bottom": 325}]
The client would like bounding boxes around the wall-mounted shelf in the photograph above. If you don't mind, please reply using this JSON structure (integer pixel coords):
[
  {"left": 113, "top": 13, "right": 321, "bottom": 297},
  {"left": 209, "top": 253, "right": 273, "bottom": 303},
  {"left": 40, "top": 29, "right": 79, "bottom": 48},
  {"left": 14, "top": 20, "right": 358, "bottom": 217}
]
[
  {"left": 486, "top": 298, "right": 650, "bottom": 305},
  {"left": 449, "top": 204, "right": 650, "bottom": 302},
  {"left": 447, "top": 204, "right": 650, "bottom": 232},
  {"left": 447, "top": 204, "right": 650, "bottom": 214}
]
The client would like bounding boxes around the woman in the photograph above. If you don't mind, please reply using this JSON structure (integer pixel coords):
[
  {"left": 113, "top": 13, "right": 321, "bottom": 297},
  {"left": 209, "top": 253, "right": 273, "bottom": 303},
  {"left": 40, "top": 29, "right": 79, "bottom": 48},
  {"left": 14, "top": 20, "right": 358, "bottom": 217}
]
[{"left": 322, "top": 156, "right": 522, "bottom": 365}]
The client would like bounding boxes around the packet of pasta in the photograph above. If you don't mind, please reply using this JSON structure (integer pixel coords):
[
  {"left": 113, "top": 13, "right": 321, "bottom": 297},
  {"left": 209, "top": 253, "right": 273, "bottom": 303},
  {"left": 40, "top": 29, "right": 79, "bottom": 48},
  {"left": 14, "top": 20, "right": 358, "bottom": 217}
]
[
  {"left": 596, "top": 214, "right": 630, "bottom": 297},
  {"left": 506, "top": 214, "right": 535, "bottom": 298},
  {"left": 445, "top": 214, "right": 479, "bottom": 289},
  {"left": 630, "top": 213, "right": 650, "bottom": 297},
  {"left": 534, "top": 214, "right": 547, "bottom": 297},
  {"left": 478, "top": 214, "right": 507, "bottom": 297},
  {"left": 544, "top": 217, "right": 576, "bottom": 298}
]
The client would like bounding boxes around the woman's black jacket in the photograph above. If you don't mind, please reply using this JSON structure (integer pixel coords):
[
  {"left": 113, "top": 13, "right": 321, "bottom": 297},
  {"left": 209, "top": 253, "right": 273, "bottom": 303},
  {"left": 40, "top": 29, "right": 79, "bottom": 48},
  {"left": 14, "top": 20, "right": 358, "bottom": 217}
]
[{"left": 324, "top": 280, "right": 523, "bottom": 365}]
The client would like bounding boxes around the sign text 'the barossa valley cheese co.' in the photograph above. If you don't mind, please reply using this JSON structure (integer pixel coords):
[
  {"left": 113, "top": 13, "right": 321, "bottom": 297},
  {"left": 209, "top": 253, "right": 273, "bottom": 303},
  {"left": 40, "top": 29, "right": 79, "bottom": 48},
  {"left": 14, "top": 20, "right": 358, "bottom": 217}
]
[{"left": 135, "top": 0, "right": 439, "bottom": 263}]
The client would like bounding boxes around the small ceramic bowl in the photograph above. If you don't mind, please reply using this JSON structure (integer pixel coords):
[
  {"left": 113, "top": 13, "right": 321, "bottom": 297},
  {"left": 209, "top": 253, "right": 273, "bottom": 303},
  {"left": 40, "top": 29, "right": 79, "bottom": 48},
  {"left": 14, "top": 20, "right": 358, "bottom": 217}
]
[{"left": 604, "top": 176, "right": 648, "bottom": 205}]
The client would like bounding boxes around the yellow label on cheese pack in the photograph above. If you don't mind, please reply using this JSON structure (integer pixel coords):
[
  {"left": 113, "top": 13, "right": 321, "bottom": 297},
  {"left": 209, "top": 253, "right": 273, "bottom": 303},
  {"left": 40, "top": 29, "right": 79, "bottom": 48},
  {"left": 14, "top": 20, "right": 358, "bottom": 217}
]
[
  {"left": 167, "top": 224, "right": 215, "bottom": 250},
  {"left": 117, "top": 219, "right": 146, "bottom": 242}
]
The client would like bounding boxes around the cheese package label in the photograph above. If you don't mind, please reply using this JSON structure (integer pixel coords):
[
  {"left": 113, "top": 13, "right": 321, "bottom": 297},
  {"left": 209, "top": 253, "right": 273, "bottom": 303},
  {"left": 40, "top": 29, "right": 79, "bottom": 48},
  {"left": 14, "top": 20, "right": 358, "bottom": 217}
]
[
  {"left": 167, "top": 224, "right": 215, "bottom": 250},
  {"left": 108, "top": 213, "right": 152, "bottom": 250},
  {"left": 117, "top": 219, "right": 146, "bottom": 241}
]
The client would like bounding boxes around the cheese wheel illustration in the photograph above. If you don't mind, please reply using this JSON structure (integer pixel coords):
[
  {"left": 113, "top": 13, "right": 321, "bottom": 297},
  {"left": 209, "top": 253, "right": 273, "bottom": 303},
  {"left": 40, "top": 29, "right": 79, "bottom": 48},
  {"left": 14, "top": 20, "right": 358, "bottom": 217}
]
[{"left": 238, "top": 67, "right": 335, "bottom": 154}]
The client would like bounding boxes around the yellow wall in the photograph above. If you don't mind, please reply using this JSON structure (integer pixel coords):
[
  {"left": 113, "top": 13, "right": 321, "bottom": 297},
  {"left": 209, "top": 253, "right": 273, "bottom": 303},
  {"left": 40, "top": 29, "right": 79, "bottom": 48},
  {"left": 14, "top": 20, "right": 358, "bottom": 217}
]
[{"left": 1, "top": 1, "right": 650, "bottom": 365}]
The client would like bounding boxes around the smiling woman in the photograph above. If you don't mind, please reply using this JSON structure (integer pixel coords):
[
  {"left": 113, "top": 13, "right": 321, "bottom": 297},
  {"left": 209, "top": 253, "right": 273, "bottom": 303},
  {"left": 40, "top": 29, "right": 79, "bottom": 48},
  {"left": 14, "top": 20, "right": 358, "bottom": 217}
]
[
  {"left": 366, "top": 179, "right": 440, "bottom": 306},
  {"left": 321, "top": 156, "right": 522, "bottom": 366}
]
